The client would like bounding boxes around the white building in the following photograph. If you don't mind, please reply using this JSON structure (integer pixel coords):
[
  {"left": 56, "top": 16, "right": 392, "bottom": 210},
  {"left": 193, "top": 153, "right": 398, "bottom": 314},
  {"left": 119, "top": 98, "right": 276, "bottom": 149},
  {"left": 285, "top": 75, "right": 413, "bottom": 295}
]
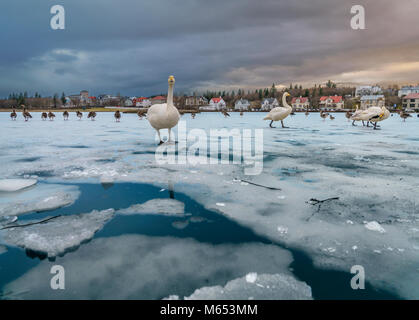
[
  {"left": 185, "top": 96, "right": 208, "bottom": 107},
  {"left": 319, "top": 96, "right": 344, "bottom": 110},
  {"left": 355, "top": 86, "right": 382, "bottom": 97},
  {"left": 261, "top": 98, "right": 279, "bottom": 111},
  {"left": 209, "top": 97, "right": 226, "bottom": 110},
  {"left": 291, "top": 96, "right": 310, "bottom": 111},
  {"left": 360, "top": 95, "right": 385, "bottom": 110},
  {"left": 124, "top": 99, "right": 134, "bottom": 107},
  {"left": 402, "top": 93, "right": 419, "bottom": 110},
  {"left": 234, "top": 99, "right": 250, "bottom": 111},
  {"left": 398, "top": 86, "right": 419, "bottom": 98},
  {"left": 135, "top": 97, "right": 151, "bottom": 108}
]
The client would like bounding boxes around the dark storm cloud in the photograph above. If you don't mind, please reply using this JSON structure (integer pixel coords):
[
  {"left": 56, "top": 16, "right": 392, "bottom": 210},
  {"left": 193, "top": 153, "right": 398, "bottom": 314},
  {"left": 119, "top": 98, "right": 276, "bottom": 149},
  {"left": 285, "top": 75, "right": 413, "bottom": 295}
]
[{"left": 0, "top": 0, "right": 418, "bottom": 97}]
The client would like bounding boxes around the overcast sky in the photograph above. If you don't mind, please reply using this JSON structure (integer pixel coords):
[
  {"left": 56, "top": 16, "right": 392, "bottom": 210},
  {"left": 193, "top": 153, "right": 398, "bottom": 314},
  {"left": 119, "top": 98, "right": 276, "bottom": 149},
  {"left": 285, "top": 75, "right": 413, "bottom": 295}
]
[{"left": 1, "top": 0, "right": 419, "bottom": 97}]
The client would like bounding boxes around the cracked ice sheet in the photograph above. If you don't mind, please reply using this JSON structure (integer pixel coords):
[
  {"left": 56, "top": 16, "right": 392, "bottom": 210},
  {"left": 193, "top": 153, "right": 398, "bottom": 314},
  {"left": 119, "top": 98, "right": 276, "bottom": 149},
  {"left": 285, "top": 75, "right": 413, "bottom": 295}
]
[
  {"left": 1, "top": 209, "right": 114, "bottom": 258},
  {"left": 1, "top": 112, "right": 419, "bottom": 298},
  {"left": 2, "top": 235, "right": 296, "bottom": 300},
  {"left": 102, "top": 115, "right": 419, "bottom": 299},
  {"left": 180, "top": 273, "right": 312, "bottom": 300},
  {"left": 118, "top": 199, "right": 185, "bottom": 216},
  {"left": 0, "top": 183, "right": 80, "bottom": 218}
]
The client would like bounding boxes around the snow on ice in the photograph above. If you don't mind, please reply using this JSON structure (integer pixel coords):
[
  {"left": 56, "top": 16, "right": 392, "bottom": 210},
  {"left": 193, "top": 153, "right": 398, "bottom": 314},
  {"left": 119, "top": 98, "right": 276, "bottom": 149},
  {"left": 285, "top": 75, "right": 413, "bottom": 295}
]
[{"left": 0, "top": 179, "right": 37, "bottom": 192}]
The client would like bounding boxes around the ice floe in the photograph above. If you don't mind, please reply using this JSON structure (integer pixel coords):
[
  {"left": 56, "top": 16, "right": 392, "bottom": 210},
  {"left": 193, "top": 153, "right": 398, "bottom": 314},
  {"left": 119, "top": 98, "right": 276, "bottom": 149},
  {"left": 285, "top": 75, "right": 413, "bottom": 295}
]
[
  {"left": 0, "top": 184, "right": 79, "bottom": 217},
  {"left": 1, "top": 112, "right": 418, "bottom": 298},
  {"left": 0, "top": 179, "right": 37, "bottom": 192},
  {"left": 184, "top": 273, "right": 312, "bottom": 300},
  {"left": 118, "top": 198, "right": 185, "bottom": 216},
  {"left": 1, "top": 209, "right": 114, "bottom": 258},
  {"left": 364, "top": 221, "right": 386, "bottom": 233},
  {"left": 0, "top": 245, "right": 7, "bottom": 255}
]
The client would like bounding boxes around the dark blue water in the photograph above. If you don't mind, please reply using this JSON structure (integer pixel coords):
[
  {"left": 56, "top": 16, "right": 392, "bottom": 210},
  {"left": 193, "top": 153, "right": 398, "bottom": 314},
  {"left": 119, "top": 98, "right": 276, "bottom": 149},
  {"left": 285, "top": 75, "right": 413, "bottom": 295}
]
[{"left": 0, "top": 182, "right": 401, "bottom": 300}]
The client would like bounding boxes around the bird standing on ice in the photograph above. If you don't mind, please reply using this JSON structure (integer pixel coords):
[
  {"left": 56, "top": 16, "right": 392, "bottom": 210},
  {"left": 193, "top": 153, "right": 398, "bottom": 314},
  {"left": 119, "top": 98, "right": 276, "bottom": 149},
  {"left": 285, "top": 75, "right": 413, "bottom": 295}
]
[
  {"left": 263, "top": 92, "right": 292, "bottom": 128},
  {"left": 367, "top": 106, "right": 390, "bottom": 129},
  {"left": 10, "top": 109, "right": 17, "bottom": 120},
  {"left": 147, "top": 75, "right": 180, "bottom": 145}
]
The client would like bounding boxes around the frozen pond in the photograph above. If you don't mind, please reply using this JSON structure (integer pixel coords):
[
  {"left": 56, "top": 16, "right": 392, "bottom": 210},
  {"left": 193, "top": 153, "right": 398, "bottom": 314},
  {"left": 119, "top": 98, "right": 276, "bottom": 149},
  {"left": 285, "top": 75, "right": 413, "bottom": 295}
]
[{"left": 0, "top": 111, "right": 418, "bottom": 299}]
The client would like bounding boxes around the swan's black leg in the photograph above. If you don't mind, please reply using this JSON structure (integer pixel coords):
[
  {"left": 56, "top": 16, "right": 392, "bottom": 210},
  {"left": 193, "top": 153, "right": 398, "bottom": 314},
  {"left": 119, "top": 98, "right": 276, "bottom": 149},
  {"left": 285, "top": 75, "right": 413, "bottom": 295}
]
[
  {"left": 269, "top": 120, "right": 275, "bottom": 128},
  {"left": 352, "top": 120, "right": 356, "bottom": 126},
  {"left": 281, "top": 120, "right": 289, "bottom": 128},
  {"left": 362, "top": 121, "right": 365, "bottom": 126}
]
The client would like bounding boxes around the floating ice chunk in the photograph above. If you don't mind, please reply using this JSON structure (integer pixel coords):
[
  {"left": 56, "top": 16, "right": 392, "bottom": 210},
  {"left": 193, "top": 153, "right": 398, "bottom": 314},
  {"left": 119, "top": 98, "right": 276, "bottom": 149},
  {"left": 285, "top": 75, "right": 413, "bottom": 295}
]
[
  {"left": 172, "top": 220, "right": 189, "bottom": 230},
  {"left": 0, "top": 194, "right": 76, "bottom": 217},
  {"left": 0, "top": 245, "right": 7, "bottom": 255},
  {"left": 364, "top": 221, "right": 386, "bottom": 233},
  {"left": 118, "top": 199, "right": 185, "bottom": 216},
  {"left": 163, "top": 295, "right": 180, "bottom": 300},
  {"left": 216, "top": 203, "right": 225, "bottom": 207},
  {"left": 277, "top": 226, "right": 288, "bottom": 235},
  {"left": 0, "top": 179, "right": 37, "bottom": 192},
  {"left": 184, "top": 273, "right": 312, "bottom": 300},
  {"left": 245, "top": 273, "right": 258, "bottom": 283},
  {"left": 1, "top": 209, "right": 114, "bottom": 258},
  {"left": 189, "top": 216, "right": 206, "bottom": 223}
]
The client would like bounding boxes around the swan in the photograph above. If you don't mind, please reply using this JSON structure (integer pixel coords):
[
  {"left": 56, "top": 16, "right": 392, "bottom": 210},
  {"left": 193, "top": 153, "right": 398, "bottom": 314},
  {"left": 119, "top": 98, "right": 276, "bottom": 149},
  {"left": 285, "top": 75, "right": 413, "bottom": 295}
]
[
  {"left": 320, "top": 111, "right": 329, "bottom": 120},
  {"left": 350, "top": 105, "right": 366, "bottom": 126},
  {"left": 367, "top": 106, "right": 390, "bottom": 129},
  {"left": 263, "top": 92, "right": 292, "bottom": 128},
  {"left": 147, "top": 75, "right": 180, "bottom": 145}
]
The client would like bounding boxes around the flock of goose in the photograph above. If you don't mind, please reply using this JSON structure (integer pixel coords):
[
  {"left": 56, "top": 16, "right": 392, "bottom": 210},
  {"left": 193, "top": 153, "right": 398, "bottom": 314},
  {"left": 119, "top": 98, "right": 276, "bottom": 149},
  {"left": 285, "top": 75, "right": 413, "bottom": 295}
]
[{"left": 8, "top": 76, "right": 418, "bottom": 144}]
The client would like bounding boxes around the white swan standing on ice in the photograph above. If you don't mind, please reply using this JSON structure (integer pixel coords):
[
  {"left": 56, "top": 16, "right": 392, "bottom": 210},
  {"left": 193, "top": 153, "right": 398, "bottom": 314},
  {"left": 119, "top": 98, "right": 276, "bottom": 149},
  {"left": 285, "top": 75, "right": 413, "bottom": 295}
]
[
  {"left": 350, "top": 105, "right": 366, "bottom": 126},
  {"left": 147, "top": 75, "right": 180, "bottom": 145},
  {"left": 263, "top": 92, "right": 292, "bottom": 128},
  {"left": 365, "top": 106, "right": 390, "bottom": 129}
]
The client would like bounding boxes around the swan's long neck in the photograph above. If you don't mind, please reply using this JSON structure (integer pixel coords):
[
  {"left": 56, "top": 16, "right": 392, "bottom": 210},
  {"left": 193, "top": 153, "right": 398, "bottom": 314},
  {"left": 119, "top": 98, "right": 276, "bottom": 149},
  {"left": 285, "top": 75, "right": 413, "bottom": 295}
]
[
  {"left": 282, "top": 94, "right": 291, "bottom": 109},
  {"left": 167, "top": 83, "right": 174, "bottom": 110}
]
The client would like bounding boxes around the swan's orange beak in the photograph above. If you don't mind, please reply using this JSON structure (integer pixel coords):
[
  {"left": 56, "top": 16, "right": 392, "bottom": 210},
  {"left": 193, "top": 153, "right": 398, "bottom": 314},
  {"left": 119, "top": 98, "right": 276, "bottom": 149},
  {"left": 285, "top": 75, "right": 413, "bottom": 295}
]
[{"left": 168, "top": 75, "right": 175, "bottom": 84}]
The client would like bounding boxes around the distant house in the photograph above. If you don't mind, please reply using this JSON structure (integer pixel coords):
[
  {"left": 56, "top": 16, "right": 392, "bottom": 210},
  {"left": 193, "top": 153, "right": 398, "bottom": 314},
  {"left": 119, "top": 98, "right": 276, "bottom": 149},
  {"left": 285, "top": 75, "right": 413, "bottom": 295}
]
[
  {"left": 185, "top": 96, "right": 208, "bottom": 107},
  {"left": 319, "top": 95, "right": 344, "bottom": 110},
  {"left": 355, "top": 86, "right": 382, "bottom": 97},
  {"left": 209, "top": 97, "right": 226, "bottom": 110},
  {"left": 402, "top": 93, "right": 419, "bottom": 110},
  {"left": 261, "top": 98, "right": 279, "bottom": 111},
  {"left": 398, "top": 86, "right": 419, "bottom": 98},
  {"left": 125, "top": 98, "right": 134, "bottom": 107},
  {"left": 360, "top": 95, "right": 385, "bottom": 110},
  {"left": 135, "top": 97, "right": 151, "bottom": 108},
  {"left": 151, "top": 96, "right": 166, "bottom": 105},
  {"left": 234, "top": 99, "right": 250, "bottom": 111},
  {"left": 291, "top": 96, "right": 310, "bottom": 111}
]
